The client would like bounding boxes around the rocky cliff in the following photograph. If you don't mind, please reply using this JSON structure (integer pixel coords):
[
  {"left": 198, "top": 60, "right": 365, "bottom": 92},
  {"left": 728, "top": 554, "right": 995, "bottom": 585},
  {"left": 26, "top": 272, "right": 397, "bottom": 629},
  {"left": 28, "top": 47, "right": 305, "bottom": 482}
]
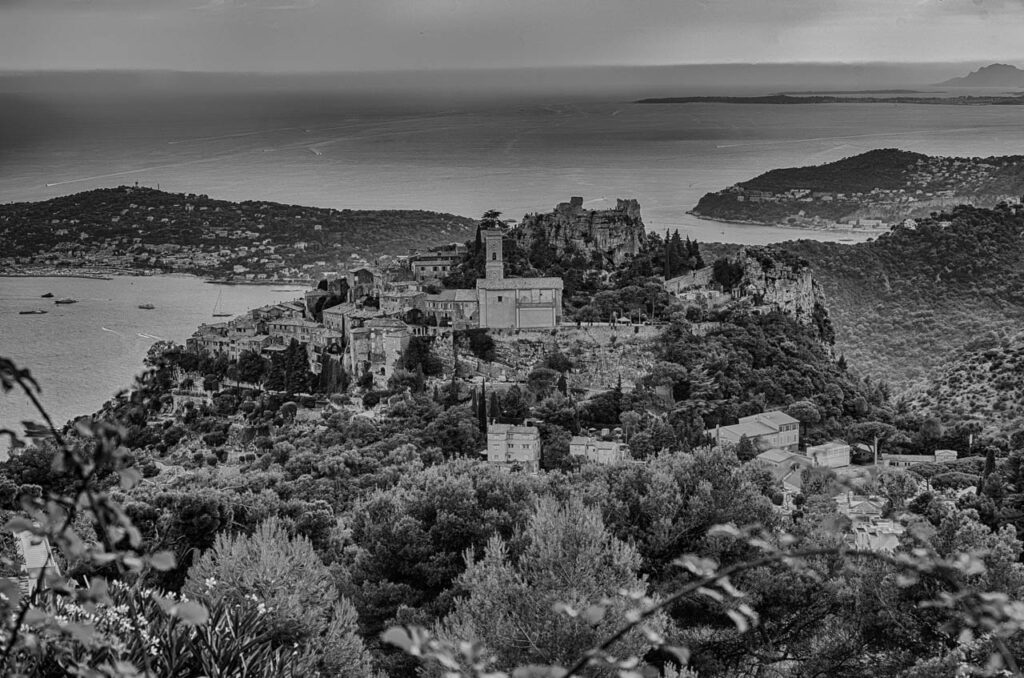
[
  {"left": 516, "top": 197, "right": 646, "bottom": 266},
  {"left": 735, "top": 247, "right": 834, "bottom": 344}
]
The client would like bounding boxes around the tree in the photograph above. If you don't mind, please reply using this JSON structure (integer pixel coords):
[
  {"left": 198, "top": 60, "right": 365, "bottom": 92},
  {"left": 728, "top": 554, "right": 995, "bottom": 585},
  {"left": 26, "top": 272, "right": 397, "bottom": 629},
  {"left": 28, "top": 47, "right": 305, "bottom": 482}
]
[
  {"left": 735, "top": 434, "right": 758, "bottom": 462},
  {"left": 434, "top": 497, "right": 663, "bottom": 674},
  {"left": 786, "top": 400, "right": 821, "bottom": 440},
  {"left": 499, "top": 385, "right": 529, "bottom": 422},
  {"left": 184, "top": 518, "right": 374, "bottom": 678},
  {"left": 918, "top": 417, "right": 944, "bottom": 453},
  {"left": 236, "top": 350, "right": 267, "bottom": 384},
  {"left": 526, "top": 367, "right": 559, "bottom": 400},
  {"left": 402, "top": 336, "right": 443, "bottom": 377},
  {"left": 847, "top": 421, "right": 898, "bottom": 466},
  {"left": 876, "top": 468, "right": 918, "bottom": 511}
]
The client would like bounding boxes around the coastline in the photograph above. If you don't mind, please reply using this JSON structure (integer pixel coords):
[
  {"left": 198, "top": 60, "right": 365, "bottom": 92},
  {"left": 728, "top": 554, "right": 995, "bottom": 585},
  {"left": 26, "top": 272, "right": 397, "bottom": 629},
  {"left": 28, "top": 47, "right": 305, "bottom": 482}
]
[{"left": 685, "top": 210, "right": 890, "bottom": 235}]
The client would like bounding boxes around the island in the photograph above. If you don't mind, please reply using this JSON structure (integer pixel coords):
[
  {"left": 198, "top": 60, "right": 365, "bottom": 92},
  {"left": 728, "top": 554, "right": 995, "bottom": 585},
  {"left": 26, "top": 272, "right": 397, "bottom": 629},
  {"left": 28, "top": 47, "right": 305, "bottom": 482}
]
[
  {"left": 635, "top": 93, "right": 1024, "bottom": 105},
  {"left": 690, "top": 149, "right": 1024, "bottom": 228}
]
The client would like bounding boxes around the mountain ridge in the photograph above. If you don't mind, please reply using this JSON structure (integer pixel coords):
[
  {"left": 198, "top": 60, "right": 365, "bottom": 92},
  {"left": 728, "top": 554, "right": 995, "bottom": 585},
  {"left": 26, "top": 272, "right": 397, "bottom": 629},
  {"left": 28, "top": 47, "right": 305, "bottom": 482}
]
[{"left": 938, "top": 63, "right": 1024, "bottom": 87}]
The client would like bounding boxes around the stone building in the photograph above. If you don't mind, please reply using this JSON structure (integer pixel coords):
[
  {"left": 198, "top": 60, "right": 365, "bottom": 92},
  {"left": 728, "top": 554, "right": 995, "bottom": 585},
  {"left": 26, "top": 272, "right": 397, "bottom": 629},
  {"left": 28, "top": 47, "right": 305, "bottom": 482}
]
[
  {"left": 708, "top": 410, "right": 801, "bottom": 453},
  {"left": 423, "top": 289, "right": 478, "bottom": 325},
  {"left": 486, "top": 423, "right": 542, "bottom": 472},
  {"left": 712, "top": 411, "right": 798, "bottom": 454},
  {"left": 347, "top": 317, "right": 411, "bottom": 387},
  {"left": 475, "top": 230, "right": 563, "bottom": 329},
  {"left": 381, "top": 289, "right": 425, "bottom": 316},
  {"left": 806, "top": 440, "right": 852, "bottom": 468},
  {"left": 569, "top": 436, "right": 629, "bottom": 464}
]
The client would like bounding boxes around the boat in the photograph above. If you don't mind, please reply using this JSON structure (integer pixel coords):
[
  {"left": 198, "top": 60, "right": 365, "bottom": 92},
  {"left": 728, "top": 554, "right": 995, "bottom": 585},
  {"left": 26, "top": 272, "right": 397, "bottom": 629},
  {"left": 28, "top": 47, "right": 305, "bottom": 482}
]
[
  {"left": 211, "top": 289, "right": 232, "bottom": 317},
  {"left": 138, "top": 304, "right": 156, "bottom": 310},
  {"left": 54, "top": 298, "right": 78, "bottom": 305},
  {"left": 19, "top": 309, "right": 48, "bottom": 315},
  {"left": 41, "top": 293, "right": 54, "bottom": 298}
]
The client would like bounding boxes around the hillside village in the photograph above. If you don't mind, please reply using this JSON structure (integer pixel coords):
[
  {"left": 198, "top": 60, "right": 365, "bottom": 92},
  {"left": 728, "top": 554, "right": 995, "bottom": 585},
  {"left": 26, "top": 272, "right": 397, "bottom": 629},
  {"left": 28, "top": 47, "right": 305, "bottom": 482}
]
[
  {"left": 128, "top": 197, "right": 984, "bottom": 555},
  {"left": 3, "top": 192, "right": 1023, "bottom": 678}
]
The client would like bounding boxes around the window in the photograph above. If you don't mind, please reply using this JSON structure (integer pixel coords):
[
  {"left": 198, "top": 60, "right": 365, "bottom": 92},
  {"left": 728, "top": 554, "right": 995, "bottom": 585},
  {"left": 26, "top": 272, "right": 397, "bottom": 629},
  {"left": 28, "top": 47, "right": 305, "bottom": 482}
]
[
  {"left": 491, "top": 252, "right": 497, "bottom": 261},
  {"left": 497, "top": 296, "right": 503, "bottom": 302}
]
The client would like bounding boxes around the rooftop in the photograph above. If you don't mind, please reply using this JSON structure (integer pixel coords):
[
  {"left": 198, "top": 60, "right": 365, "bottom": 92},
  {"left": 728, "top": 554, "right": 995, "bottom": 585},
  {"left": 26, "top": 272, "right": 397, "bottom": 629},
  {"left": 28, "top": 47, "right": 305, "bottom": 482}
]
[
  {"left": 756, "top": 448, "right": 801, "bottom": 464},
  {"left": 426, "top": 289, "right": 478, "bottom": 302},
  {"left": 740, "top": 410, "right": 800, "bottom": 427},
  {"left": 476, "top": 276, "right": 564, "bottom": 291}
]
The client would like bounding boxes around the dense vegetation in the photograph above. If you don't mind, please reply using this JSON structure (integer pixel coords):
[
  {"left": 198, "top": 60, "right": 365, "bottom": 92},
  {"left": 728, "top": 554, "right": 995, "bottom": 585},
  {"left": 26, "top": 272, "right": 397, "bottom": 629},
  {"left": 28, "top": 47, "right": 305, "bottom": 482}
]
[
  {"left": 905, "top": 332, "right": 1024, "bottom": 435},
  {"left": 3, "top": 202, "right": 1024, "bottom": 676},
  {"left": 4, "top": 333, "right": 1024, "bottom": 676},
  {"left": 783, "top": 203, "right": 1024, "bottom": 388}
]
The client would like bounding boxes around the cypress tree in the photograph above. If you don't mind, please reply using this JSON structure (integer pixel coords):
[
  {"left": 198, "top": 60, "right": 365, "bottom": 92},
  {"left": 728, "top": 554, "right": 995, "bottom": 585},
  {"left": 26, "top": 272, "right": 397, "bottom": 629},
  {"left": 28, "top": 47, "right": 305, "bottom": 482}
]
[
  {"left": 478, "top": 384, "right": 488, "bottom": 433},
  {"left": 489, "top": 391, "right": 501, "bottom": 424}
]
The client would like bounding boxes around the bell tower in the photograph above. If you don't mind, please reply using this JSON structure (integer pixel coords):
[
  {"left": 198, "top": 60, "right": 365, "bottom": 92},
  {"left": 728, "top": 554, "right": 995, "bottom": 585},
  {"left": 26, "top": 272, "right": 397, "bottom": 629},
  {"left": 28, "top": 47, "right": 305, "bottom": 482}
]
[{"left": 483, "top": 230, "right": 504, "bottom": 281}]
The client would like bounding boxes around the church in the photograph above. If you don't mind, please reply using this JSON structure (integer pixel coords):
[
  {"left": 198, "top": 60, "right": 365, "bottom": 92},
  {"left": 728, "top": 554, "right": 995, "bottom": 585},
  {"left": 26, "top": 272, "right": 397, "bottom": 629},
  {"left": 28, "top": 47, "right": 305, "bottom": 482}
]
[{"left": 475, "top": 230, "right": 563, "bottom": 329}]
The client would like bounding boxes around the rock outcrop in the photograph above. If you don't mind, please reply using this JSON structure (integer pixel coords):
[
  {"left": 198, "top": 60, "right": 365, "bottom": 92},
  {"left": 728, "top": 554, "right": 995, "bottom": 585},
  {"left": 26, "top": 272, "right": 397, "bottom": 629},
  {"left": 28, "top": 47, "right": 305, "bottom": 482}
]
[
  {"left": 516, "top": 197, "right": 646, "bottom": 266},
  {"left": 731, "top": 247, "right": 835, "bottom": 346}
]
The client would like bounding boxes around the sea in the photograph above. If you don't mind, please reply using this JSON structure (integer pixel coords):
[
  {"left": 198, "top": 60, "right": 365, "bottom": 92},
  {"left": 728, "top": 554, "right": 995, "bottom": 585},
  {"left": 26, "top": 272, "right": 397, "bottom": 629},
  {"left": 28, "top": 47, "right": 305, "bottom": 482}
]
[
  {"left": 3, "top": 68, "right": 1024, "bottom": 436},
  {"left": 0, "top": 276, "right": 302, "bottom": 441}
]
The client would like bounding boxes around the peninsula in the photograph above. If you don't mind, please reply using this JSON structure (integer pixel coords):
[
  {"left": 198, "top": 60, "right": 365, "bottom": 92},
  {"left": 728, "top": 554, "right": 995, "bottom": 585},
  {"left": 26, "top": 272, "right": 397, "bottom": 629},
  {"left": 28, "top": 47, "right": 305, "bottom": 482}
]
[
  {"left": 691, "top": 149, "right": 1024, "bottom": 227},
  {"left": 635, "top": 93, "right": 1024, "bottom": 105},
  {"left": 0, "top": 186, "right": 475, "bottom": 283}
]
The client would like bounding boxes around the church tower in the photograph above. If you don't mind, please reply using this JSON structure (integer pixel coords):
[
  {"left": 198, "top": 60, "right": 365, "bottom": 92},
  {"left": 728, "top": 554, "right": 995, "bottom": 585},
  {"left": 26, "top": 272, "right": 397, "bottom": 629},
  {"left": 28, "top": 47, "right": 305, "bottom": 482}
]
[{"left": 483, "top": 230, "right": 504, "bottom": 281}]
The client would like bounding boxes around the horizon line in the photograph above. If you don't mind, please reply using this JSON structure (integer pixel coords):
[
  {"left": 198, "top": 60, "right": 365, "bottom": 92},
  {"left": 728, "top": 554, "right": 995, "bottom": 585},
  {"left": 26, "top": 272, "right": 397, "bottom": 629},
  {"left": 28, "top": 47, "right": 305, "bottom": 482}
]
[{"left": 0, "top": 59, "right": 1017, "bottom": 77}]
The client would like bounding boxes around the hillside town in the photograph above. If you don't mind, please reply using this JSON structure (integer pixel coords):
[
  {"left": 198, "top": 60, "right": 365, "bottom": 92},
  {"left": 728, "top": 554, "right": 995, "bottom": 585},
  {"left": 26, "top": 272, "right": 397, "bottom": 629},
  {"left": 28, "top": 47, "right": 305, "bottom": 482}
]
[
  {"left": 3, "top": 190, "right": 1019, "bottom": 678},
  {"left": 157, "top": 198, "right": 977, "bottom": 558}
]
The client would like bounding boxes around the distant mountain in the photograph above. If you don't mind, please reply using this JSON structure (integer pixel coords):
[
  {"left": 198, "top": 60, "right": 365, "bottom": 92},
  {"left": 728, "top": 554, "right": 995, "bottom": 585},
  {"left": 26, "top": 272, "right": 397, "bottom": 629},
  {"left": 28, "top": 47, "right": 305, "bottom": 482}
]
[
  {"left": 939, "top": 63, "right": 1024, "bottom": 87},
  {"left": 904, "top": 331, "right": 1024, "bottom": 435},
  {"left": 781, "top": 204, "right": 1024, "bottom": 390}
]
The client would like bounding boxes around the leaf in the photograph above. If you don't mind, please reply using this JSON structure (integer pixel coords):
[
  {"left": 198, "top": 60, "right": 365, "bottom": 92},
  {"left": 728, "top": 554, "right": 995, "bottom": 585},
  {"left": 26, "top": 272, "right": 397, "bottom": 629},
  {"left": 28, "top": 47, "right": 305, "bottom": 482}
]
[
  {"left": 60, "top": 621, "right": 96, "bottom": 644},
  {"left": 119, "top": 467, "right": 143, "bottom": 491},
  {"left": 581, "top": 604, "right": 606, "bottom": 626},
  {"left": 551, "top": 602, "right": 578, "bottom": 618},
  {"left": 726, "top": 609, "right": 750, "bottom": 633},
  {"left": 896, "top": 573, "right": 919, "bottom": 588},
  {"left": 662, "top": 645, "right": 690, "bottom": 666},
  {"left": 149, "top": 551, "right": 177, "bottom": 571},
  {"left": 382, "top": 627, "right": 414, "bottom": 653},
  {"left": 3, "top": 517, "right": 36, "bottom": 533},
  {"left": 707, "top": 524, "right": 742, "bottom": 539},
  {"left": 170, "top": 600, "right": 209, "bottom": 626},
  {"left": 23, "top": 608, "right": 49, "bottom": 627}
]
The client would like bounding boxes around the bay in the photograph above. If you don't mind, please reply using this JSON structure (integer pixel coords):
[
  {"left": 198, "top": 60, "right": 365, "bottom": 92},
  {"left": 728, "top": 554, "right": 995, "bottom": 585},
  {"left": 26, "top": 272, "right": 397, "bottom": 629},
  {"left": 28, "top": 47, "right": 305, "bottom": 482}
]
[
  {"left": 0, "top": 276, "right": 302, "bottom": 437},
  {"left": 5, "top": 73, "right": 1024, "bottom": 438}
]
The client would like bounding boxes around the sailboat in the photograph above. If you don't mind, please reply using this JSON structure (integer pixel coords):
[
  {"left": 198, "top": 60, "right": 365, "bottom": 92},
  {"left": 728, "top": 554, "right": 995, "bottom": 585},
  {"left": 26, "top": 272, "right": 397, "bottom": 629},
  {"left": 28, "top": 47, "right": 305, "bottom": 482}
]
[{"left": 212, "top": 289, "right": 232, "bottom": 317}]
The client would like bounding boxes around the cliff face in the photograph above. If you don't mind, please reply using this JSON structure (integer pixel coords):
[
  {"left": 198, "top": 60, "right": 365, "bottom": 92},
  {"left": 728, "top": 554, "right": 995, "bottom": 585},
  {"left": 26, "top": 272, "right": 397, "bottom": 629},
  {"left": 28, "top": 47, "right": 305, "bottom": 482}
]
[
  {"left": 737, "top": 247, "right": 826, "bottom": 326},
  {"left": 516, "top": 197, "right": 646, "bottom": 266}
]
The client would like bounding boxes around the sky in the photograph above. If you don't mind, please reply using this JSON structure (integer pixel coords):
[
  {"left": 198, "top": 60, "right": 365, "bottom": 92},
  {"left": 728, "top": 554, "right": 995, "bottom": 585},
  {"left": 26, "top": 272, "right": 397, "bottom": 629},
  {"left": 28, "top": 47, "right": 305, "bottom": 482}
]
[{"left": 1, "top": 0, "right": 1023, "bottom": 72}]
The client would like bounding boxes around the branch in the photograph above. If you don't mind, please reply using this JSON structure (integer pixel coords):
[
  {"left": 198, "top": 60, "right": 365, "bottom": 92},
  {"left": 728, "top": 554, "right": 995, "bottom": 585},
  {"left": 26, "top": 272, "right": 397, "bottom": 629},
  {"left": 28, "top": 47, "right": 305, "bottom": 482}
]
[{"left": 563, "top": 546, "right": 888, "bottom": 677}]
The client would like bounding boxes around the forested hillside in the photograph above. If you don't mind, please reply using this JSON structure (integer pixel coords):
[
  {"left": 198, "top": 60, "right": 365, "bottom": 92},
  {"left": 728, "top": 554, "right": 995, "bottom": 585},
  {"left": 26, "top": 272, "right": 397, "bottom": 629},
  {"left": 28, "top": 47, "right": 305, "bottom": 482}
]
[
  {"left": 783, "top": 203, "right": 1024, "bottom": 387},
  {"left": 905, "top": 332, "right": 1024, "bottom": 433}
]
